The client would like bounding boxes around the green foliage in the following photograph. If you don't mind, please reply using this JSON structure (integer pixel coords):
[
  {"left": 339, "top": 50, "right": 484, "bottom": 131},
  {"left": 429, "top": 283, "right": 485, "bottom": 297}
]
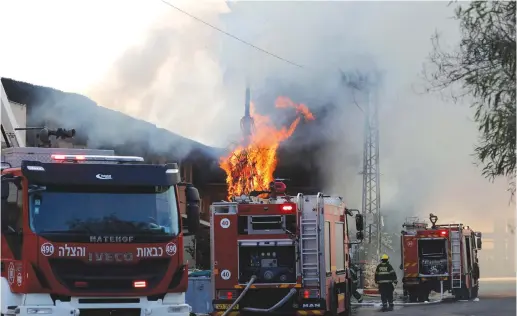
[{"left": 427, "top": 1, "right": 516, "bottom": 196}]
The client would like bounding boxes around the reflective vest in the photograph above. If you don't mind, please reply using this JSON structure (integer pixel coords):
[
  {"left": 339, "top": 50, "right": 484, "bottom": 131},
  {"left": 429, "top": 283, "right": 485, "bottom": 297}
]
[{"left": 374, "top": 261, "right": 397, "bottom": 284}]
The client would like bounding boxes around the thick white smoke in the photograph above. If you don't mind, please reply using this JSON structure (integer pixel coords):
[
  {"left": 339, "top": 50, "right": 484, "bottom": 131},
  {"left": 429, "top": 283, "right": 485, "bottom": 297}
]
[{"left": 88, "top": 1, "right": 514, "bottom": 275}]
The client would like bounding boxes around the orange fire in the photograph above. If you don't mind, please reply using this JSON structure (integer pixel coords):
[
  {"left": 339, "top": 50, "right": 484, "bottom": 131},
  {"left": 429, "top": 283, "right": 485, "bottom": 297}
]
[{"left": 219, "top": 96, "right": 315, "bottom": 199}]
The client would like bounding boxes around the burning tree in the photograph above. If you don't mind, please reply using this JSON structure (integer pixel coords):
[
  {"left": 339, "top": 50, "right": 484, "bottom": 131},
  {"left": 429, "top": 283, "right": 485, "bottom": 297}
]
[{"left": 220, "top": 96, "right": 315, "bottom": 199}]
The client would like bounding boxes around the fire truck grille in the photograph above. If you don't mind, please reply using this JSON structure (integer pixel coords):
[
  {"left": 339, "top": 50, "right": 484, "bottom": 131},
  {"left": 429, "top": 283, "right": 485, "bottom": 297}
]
[
  {"left": 239, "top": 289, "right": 296, "bottom": 312},
  {"left": 79, "top": 309, "right": 141, "bottom": 316},
  {"left": 49, "top": 258, "right": 170, "bottom": 292}
]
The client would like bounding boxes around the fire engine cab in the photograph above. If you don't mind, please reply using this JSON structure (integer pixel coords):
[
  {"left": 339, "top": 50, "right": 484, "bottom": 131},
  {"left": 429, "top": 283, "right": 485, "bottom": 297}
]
[
  {"left": 210, "top": 180, "right": 365, "bottom": 316},
  {"left": 400, "top": 213, "right": 482, "bottom": 302},
  {"left": 1, "top": 148, "right": 202, "bottom": 316}
]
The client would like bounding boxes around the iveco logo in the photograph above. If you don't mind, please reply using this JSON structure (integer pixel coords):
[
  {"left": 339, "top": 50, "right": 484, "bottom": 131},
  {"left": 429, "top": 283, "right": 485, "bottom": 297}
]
[
  {"left": 88, "top": 252, "right": 133, "bottom": 262},
  {"left": 96, "top": 174, "right": 112, "bottom": 180}
]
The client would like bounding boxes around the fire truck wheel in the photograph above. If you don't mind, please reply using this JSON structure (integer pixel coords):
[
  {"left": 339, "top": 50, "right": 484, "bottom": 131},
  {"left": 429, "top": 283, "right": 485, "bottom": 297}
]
[
  {"left": 472, "top": 282, "right": 479, "bottom": 299},
  {"left": 328, "top": 282, "right": 338, "bottom": 316},
  {"left": 418, "top": 289, "right": 430, "bottom": 302},
  {"left": 344, "top": 290, "right": 352, "bottom": 316},
  {"left": 454, "top": 284, "right": 472, "bottom": 300},
  {"left": 466, "top": 284, "right": 473, "bottom": 300},
  {"left": 408, "top": 291, "right": 418, "bottom": 303}
]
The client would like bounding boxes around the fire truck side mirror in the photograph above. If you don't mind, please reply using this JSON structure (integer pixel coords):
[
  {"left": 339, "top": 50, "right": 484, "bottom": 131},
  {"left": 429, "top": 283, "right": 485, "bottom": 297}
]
[
  {"left": 166, "top": 163, "right": 181, "bottom": 184},
  {"left": 1, "top": 175, "right": 21, "bottom": 200},
  {"left": 476, "top": 236, "right": 482, "bottom": 250},
  {"left": 356, "top": 231, "right": 364, "bottom": 240},
  {"left": 355, "top": 214, "right": 364, "bottom": 231},
  {"left": 185, "top": 185, "right": 201, "bottom": 235},
  {"left": 1, "top": 181, "right": 9, "bottom": 200}
]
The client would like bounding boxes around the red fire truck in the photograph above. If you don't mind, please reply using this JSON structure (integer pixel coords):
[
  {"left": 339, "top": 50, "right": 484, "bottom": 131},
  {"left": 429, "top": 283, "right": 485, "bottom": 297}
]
[
  {"left": 400, "top": 213, "right": 482, "bottom": 302},
  {"left": 1, "top": 147, "right": 201, "bottom": 316},
  {"left": 209, "top": 181, "right": 365, "bottom": 316}
]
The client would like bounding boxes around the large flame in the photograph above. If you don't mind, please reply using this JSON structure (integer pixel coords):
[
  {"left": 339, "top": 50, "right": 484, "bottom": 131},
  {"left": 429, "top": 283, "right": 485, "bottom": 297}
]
[{"left": 220, "top": 96, "right": 315, "bottom": 199}]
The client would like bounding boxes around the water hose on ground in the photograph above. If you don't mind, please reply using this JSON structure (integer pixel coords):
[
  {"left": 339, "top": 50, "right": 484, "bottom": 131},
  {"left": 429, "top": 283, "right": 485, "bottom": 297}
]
[
  {"left": 222, "top": 275, "right": 257, "bottom": 316},
  {"left": 242, "top": 288, "right": 297, "bottom": 313}
]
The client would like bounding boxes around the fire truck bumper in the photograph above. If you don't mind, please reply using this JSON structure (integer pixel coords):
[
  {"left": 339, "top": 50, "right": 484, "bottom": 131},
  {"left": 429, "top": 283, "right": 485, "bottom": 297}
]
[
  {"left": 12, "top": 295, "right": 192, "bottom": 316},
  {"left": 212, "top": 311, "right": 326, "bottom": 316}
]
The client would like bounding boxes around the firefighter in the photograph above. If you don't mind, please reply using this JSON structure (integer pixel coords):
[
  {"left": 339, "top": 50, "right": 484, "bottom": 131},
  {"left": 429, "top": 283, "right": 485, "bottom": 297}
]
[
  {"left": 350, "top": 264, "right": 363, "bottom": 303},
  {"left": 374, "top": 254, "right": 397, "bottom": 312}
]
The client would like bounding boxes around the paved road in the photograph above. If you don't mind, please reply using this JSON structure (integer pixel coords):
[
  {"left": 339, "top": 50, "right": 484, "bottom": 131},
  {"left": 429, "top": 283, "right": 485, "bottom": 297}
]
[{"left": 354, "top": 279, "right": 516, "bottom": 316}]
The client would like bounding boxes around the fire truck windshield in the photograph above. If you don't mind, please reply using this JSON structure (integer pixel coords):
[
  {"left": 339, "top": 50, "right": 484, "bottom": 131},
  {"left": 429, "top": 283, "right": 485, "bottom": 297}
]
[{"left": 28, "top": 185, "right": 180, "bottom": 236}]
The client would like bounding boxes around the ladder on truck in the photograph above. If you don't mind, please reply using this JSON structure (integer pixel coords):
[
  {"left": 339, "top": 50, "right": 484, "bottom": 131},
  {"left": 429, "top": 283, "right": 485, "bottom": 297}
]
[
  {"left": 298, "top": 192, "right": 323, "bottom": 288},
  {"left": 1, "top": 80, "right": 25, "bottom": 148},
  {"left": 450, "top": 228, "right": 462, "bottom": 289}
]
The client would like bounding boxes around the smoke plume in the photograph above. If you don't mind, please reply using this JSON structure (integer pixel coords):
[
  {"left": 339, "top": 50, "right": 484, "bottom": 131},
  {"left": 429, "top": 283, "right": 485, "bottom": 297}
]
[{"left": 88, "top": 1, "right": 514, "bottom": 275}]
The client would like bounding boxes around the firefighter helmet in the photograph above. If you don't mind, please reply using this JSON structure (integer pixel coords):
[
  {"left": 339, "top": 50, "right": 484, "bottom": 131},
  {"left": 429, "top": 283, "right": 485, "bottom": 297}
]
[{"left": 381, "top": 254, "right": 389, "bottom": 260}]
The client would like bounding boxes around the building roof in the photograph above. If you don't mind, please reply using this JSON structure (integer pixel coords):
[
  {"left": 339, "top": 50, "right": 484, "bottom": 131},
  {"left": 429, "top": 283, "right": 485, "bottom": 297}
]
[{"left": 1, "top": 77, "right": 224, "bottom": 162}]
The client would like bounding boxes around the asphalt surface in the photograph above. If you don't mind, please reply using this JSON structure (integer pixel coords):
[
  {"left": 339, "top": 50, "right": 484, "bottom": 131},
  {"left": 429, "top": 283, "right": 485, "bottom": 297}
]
[{"left": 353, "top": 279, "right": 516, "bottom": 316}]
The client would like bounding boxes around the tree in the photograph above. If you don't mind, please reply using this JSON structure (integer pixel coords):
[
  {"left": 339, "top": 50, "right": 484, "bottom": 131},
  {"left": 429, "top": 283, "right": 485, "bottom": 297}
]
[{"left": 426, "top": 1, "right": 516, "bottom": 197}]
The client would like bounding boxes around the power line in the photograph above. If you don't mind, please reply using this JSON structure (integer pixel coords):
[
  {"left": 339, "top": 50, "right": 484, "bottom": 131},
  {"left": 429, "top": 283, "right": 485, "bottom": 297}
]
[
  {"left": 159, "top": 0, "right": 369, "bottom": 115},
  {"left": 159, "top": 0, "right": 305, "bottom": 69}
]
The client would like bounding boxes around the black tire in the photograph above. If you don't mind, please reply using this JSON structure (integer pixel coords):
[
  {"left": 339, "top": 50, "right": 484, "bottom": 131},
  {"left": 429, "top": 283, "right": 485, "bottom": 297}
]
[
  {"left": 420, "top": 290, "right": 430, "bottom": 302},
  {"left": 408, "top": 291, "right": 418, "bottom": 303},
  {"left": 466, "top": 283, "right": 472, "bottom": 300},
  {"left": 342, "top": 283, "right": 352, "bottom": 316},
  {"left": 472, "top": 280, "right": 479, "bottom": 299},
  {"left": 454, "top": 283, "right": 472, "bottom": 300},
  {"left": 329, "top": 282, "right": 338, "bottom": 316}
]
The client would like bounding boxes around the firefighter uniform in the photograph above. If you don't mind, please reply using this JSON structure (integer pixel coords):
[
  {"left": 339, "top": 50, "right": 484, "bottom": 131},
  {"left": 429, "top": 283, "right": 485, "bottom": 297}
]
[
  {"left": 350, "top": 265, "right": 363, "bottom": 303},
  {"left": 374, "top": 254, "right": 397, "bottom": 311}
]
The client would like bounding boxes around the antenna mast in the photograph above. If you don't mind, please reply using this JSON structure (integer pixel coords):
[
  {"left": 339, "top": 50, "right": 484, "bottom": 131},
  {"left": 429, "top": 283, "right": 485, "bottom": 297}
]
[{"left": 342, "top": 69, "right": 384, "bottom": 288}]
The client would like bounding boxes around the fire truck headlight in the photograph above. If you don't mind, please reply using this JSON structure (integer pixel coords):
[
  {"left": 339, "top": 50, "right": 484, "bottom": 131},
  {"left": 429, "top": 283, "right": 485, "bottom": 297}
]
[
  {"left": 144, "top": 307, "right": 152, "bottom": 315},
  {"left": 264, "top": 270, "right": 274, "bottom": 280},
  {"left": 27, "top": 308, "right": 53, "bottom": 314},
  {"left": 73, "top": 309, "right": 80, "bottom": 316}
]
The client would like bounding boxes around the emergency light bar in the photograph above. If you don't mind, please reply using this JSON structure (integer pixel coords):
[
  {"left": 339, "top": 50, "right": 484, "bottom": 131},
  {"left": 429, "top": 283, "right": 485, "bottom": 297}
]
[{"left": 51, "top": 154, "right": 144, "bottom": 163}]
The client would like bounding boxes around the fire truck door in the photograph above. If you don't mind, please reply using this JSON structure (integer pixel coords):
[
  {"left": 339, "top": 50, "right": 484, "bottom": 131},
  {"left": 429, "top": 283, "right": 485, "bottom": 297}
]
[
  {"left": 1, "top": 182, "right": 23, "bottom": 260},
  {"left": 464, "top": 236, "right": 473, "bottom": 273}
]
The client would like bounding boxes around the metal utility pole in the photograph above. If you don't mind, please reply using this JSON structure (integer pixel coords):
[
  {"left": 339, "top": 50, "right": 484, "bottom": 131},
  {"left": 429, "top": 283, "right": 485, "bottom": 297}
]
[
  {"left": 361, "top": 85, "right": 382, "bottom": 260},
  {"left": 342, "top": 70, "right": 383, "bottom": 287}
]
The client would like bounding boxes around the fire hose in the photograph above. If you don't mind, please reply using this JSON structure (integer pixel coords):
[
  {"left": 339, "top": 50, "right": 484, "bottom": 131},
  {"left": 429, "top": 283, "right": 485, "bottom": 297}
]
[
  {"left": 222, "top": 275, "right": 257, "bottom": 316},
  {"left": 222, "top": 275, "right": 298, "bottom": 315},
  {"left": 242, "top": 288, "right": 297, "bottom": 313}
]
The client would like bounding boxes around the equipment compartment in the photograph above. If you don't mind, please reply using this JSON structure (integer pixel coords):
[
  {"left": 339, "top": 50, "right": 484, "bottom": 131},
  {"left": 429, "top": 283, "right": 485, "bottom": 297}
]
[
  {"left": 418, "top": 238, "right": 448, "bottom": 276},
  {"left": 238, "top": 214, "right": 297, "bottom": 235},
  {"left": 238, "top": 244, "right": 296, "bottom": 284}
]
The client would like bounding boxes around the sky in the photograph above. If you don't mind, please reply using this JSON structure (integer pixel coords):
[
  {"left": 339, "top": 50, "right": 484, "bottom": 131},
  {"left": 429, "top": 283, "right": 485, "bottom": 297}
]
[
  {"left": 0, "top": 0, "right": 166, "bottom": 92},
  {"left": 1, "top": 0, "right": 514, "bottom": 274}
]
